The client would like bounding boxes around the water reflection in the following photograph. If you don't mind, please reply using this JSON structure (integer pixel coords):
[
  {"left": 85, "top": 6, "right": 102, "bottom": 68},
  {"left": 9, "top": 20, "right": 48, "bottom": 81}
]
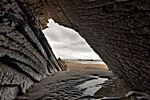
[{"left": 78, "top": 75, "right": 108, "bottom": 98}]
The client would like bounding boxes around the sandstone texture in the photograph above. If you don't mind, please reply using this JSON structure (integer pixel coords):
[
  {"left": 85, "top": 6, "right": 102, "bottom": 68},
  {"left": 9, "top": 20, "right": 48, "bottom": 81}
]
[
  {"left": 0, "top": 0, "right": 150, "bottom": 99},
  {"left": 57, "top": 58, "right": 68, "bottom": 71},
  {"left": 25, "top": 0, "right": 150, "bottom": 94},
  {"left": 0, "top": 0, "right": 65, "bottom": 99}
]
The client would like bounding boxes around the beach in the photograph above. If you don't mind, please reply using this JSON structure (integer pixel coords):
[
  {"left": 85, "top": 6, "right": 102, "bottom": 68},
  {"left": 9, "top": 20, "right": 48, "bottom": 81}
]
[
  {"left": 17, "top": 60, "right": 132, "bottom": 100},
  {"left": 17, "top": 60, "right": 114, "bottom": 100},
  {"left": 65, "top": 60, "right": 109, "bottom": 70}
]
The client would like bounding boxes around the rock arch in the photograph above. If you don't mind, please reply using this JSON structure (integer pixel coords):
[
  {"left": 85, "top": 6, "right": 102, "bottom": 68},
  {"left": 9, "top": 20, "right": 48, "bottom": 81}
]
[
  {"left": 0, "top": 0, "right": 150, "bottom": 99},
  {"left": 26, "top": 0, "right": 150, "bottom": 93}
]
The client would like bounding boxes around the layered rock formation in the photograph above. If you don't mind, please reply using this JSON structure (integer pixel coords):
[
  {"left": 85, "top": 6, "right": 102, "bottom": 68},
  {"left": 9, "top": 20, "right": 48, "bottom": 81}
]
[
  {"left": 25, "top": 0, "right": 150, "bottom": 94},
  {"left": 0, "top": 0, "right": 64, "bottom": 99},
  {"left": 57, "top": 58, "right": 68, "bottom": 71},
  {"left": 0, "top": 0, "right": 150, "bottom": 99}
]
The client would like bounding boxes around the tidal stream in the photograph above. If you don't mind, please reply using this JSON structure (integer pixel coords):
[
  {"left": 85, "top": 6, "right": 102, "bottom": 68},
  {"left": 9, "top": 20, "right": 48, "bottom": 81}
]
[{"left": 78, "top": 75, "right": 107, "bottom": 96}]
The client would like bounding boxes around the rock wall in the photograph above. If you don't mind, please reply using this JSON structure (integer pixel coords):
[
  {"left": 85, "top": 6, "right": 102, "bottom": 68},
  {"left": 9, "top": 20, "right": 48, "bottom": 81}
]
[
  {"left": 24, "top": 0, "right": 76, "bottom": 30},
  {"left": 25, "top": 0, "right": 150, "bottom": 94},
  {"left": 0, "top": 0, "right": 64, "bottom": 99},
  {"left": 0, "top": 0, "right": 150, "bottom": 99}
]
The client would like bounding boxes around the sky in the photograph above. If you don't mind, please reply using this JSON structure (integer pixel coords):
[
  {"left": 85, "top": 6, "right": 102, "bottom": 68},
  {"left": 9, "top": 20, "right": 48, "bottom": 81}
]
[{"left": 42, "top": 19, "right": 100, "bottom": 60}]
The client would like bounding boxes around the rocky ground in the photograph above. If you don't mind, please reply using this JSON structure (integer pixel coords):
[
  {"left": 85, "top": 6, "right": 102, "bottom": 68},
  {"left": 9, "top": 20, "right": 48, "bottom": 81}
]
[
  {"left": 16, "top": 69, "right": 112, "bottom": 100},
  {"left": 16, "top": 62, "right": 141, "bottom": 100}
]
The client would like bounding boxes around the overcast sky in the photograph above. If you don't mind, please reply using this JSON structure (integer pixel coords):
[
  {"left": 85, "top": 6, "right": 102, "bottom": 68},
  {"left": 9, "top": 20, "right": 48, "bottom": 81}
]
[{"left": 42, "top": 19, "right": 100, "bottom": 59}]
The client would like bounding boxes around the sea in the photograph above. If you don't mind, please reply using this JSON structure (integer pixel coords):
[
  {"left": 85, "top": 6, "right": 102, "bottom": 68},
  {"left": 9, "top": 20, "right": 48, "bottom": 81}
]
[{"left": 64, "top": 59, "right": 105, "bottom": 64}]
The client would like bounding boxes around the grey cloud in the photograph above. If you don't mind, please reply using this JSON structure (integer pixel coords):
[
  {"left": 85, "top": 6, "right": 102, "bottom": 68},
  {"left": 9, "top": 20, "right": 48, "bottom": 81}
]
[
  {"left": 43, "top": 19, "right": 82, "bottom": 43},
  {"left": 43, "top": 19, "right": 100, "bottom": 59}
]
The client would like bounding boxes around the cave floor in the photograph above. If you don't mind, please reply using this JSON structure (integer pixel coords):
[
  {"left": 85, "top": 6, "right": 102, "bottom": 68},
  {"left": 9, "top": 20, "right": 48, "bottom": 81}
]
[{"left": 17, "top": 69, "right": 113, "bottom": 100}]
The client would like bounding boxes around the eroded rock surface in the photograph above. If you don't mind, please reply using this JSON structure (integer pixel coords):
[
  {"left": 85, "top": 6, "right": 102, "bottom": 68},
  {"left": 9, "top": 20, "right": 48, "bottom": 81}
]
[
  {"left": 25, "top": 0, "right": 150, "bottom": 94},
  {"left": 1, "top": 0, "right": 150, "bottom": 99},
  {"left": 0, "top": 0, "right": 64, "bottom": 99},
  {"left": 17, "top": 69, "right": 112, "bottom": 100}
]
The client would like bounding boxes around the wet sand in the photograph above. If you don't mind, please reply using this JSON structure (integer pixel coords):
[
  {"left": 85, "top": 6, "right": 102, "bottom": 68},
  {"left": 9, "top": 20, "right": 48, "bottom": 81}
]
[
  {"left": 66, "top": 61, "right": 109, "bottom": 70},
  {"left": 17, "top": 61, "right": 113, "bottom": 100}
]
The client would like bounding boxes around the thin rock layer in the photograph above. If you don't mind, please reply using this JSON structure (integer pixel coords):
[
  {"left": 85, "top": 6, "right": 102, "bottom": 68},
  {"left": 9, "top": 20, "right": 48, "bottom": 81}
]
[{"left": 0, "top": 0, "right": 63, "bottom": 100}]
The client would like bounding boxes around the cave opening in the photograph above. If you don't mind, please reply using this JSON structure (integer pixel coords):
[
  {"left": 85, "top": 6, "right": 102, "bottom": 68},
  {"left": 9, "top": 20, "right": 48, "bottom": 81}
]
[
  {"left": 42, "top": 19, "right": 107, "bottom": 66},
  {"left": 42, "top": 19, "right": 100, "bottom": 59},
  {"left": 2, "top": 0, "right": 150, "bottom": 99},
  {"left": 39, "top": 19, "right": 111, "bottom": 99}
]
